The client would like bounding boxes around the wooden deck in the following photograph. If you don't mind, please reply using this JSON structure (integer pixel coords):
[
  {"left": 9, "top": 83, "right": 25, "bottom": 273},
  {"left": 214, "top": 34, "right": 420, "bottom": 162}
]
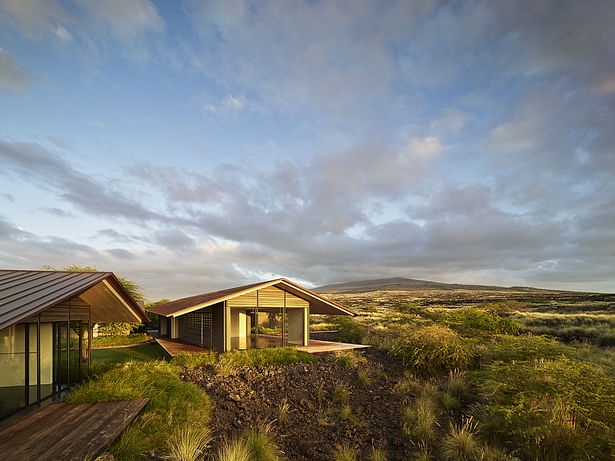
[
  {"left": 154, "top": 336, "right": 210, "bottom": 357},
  {"left": 154, "top": 335, "right": 368, "bottom": 356},
  {"left": 0, "top": 399, "right": 149, "bottom": 461},
  {"left": 298, "top": 339, "right": 370, "bottom": 354}
]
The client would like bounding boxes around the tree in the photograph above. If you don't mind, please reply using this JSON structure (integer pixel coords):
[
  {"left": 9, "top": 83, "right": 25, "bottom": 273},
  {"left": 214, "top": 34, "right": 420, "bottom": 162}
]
[
  {"left": 42, "top": 264, "right": 145, "bottom": 301},
  {"left": 42, "top": 264, "right": 146, "bottom": 336}
]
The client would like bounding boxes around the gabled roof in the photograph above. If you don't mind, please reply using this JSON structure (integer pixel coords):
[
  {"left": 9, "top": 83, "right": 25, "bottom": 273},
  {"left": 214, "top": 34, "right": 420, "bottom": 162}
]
[
  {"left": 148, "top": 278, "right": 356, "bottom": 317},
  {"left": 0, "top": 270, "right": 149, "bottom": 330}
]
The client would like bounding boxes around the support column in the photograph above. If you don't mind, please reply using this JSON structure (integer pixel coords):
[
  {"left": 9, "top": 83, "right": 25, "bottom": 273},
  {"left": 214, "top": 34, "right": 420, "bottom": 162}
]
[{"left": 37, "top": 315, "right": 41, "bottom": 406}]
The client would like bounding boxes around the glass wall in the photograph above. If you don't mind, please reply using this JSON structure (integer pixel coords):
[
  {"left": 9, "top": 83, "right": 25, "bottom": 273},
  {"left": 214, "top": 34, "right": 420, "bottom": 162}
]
[
  {"left": 228, "top": 305, "right": 306, "bottom": 350},
  {"left": 0, "top": 319, "right": 88, "bottom": 420}
]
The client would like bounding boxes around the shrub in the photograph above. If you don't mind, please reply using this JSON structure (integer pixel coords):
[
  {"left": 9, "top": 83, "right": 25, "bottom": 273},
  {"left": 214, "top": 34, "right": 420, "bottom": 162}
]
[
  {"left": 391, "top": 325, "right": 475, "bottom": 375},
  {"left": 473, "top": 356, "right": 615, "bottom": 460},
  {"left": 91, "top": 333, "right": 152, "bottom": 346},
  {"left": 485, "top": 334, "right": 568, "bottom": 362},
  {"left": 402, "top": 393, "right": 440, "bottom": 443},
  {"left": 396, "top": 302, "right": 424, "bottom": 315},
  {"left": 444, "top": 308, "right": 520, "bottom": 335},
  {"left": 334, "top": 316, "right": 365, "bottom": 343},
  {"left": 439, "top": 418, "right": 480, "bottom": 461},
  {"left": 167, "top": 423, "right": 212, "bottom": 461}
]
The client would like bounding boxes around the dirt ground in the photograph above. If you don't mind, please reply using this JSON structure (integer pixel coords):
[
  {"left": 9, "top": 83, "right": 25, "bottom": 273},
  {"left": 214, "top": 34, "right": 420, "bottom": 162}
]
[{"left": 181, "top": 349, "right": 415, "bottom": 460}]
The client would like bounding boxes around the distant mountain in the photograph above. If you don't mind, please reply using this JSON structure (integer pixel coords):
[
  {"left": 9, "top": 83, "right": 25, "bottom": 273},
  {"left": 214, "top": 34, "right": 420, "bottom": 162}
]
[{"left": 314, "top": 277, "right": 561, "bottom": 294}]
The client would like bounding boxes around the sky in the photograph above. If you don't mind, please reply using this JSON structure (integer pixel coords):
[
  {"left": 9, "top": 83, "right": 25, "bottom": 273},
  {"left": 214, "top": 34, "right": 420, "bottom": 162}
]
[{"left": 0, "top": 0, "right": 614, "bottom": 300}]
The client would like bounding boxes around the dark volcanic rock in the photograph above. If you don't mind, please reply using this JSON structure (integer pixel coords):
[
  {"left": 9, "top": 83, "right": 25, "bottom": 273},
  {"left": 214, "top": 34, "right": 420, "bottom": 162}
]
[{"left": 181, "top": 349, "right": 414, "bottom": 460}]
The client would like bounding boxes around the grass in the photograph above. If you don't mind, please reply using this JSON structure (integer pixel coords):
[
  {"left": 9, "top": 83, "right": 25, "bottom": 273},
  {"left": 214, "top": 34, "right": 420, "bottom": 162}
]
[
  {"left": 368, "top": 447, "right": 387, "bottom": 461},
  {"left": 167, "top": 422, "right": 212, "bottom": 461},
  {"left": 277, "top": 398, "right": 290, "bottom": 426},
  {"left": 215, "top": 437, "right": 252, "bottom": 461},
  {"left": 473, "top": 356, "right": 615, "bottom": 460},
  {"left": 336, "top": 351, "right": 367, "bottom": 367},
  {"left": 216, "top": 426, "right": 281, "bottom": 461},
  {"left": 333, "top": 443, "right": 359, "bottom": 461},
  {"left": 402, "top": 393, "right": 440, "bottom": 443},
  {"left": 439, "top": 418, "right": 480, "bottom": 461},
  {"left": 333, "top": 384, "right": 350, "bottom": 402},
  {"left": 91, "top": 333, "right": 152, "bottom": 346},
  {"left": 219, "top": 347, "right": 318, "bottom": 367},
  {"left": 340, "top": 404, "right": 352, "bottom": 420},
  {"left": 67, "top": 360, "right": 210, "bottom": 460},
  {"left": 171, "top": 351, "right": 217, "bottom": 367},
  {"left": 243, "top": 425, "right": 282, "bottom": 461},
  {"left": 356, "top": 370, "right": 371, "bottom": 387},
  {"left": 90, "top": 344, "right": 166, "bottom": 374}
]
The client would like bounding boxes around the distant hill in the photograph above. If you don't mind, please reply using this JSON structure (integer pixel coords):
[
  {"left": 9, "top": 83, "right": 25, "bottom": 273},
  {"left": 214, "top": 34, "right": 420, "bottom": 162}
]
[{"left": 314, "top": 277, "right": 566, "bottom": 294}]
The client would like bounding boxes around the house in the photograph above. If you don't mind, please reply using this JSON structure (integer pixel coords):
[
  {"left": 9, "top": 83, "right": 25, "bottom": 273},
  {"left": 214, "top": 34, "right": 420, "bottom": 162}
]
[
  {"left": 0, "top": 270, "right": 149, "bottom": 420},
  {"left": 148, "top": 278, "right": 356, "bottom": 352}
]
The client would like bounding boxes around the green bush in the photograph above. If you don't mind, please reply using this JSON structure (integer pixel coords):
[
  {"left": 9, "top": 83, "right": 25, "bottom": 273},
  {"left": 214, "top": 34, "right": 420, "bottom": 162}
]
[
  {"left": 334, "top": 316, "right": 365, "bottom": 343},
  {"left": 91, "top": 333, "right": 152, "bottom": 346},
  {"left": 485, "top": 334, "right": 569, "bottom": 362},
  {"left": 391, "top": 325, "right": 476, "bottom": 375},
  {"left": 473, "top": 356, "right": 615, "bottom": 460},
  {"left": 444, "top": 308, "right": 520, "bottom": 335}
]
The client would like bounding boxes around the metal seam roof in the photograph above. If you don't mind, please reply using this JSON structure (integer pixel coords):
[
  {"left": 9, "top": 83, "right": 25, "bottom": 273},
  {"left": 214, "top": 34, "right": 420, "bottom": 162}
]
[
  {"left": 0, "top": 270, "right": 148, "bottom": 330},
  {"left": 147, "top": 278, "right": 356, "bottom": 317}
]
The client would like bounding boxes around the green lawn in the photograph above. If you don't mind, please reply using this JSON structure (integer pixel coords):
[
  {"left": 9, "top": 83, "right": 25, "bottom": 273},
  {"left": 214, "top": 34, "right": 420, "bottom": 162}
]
[{"left": 92, "top": 344, "right": 165, "bottom": 367}]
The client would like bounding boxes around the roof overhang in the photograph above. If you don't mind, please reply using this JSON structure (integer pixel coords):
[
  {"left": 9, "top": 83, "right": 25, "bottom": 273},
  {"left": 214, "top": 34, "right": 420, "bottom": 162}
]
[
  {"left": 149, "top": 278, "right": 356, "bottom": 318},
  {"left": 0, "top": 270, "right": 149, "bottom": 330}
]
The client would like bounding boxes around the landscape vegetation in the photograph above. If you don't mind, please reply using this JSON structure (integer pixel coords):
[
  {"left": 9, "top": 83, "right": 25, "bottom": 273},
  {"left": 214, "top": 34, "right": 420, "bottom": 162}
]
[{"left": 68, "top": 276, "right": 615, "bottom": 461}]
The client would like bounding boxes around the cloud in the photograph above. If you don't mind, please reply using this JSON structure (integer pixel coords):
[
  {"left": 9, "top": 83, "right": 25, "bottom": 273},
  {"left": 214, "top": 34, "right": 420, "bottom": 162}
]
[
  {"left": 0, "top": 0, "right": 71, "bottom": 40},
  {"left": 203, "top": 94, "right": 249, "bottom": 115},
  {"left": 1, "top": 193, "right": 14, "bottom": 202},
  {"left": 0, "top": 139, "right": 161, "bottom": 221},
  {"left": 0, "top": 48, "right": 33, "bottom": 91},
  {"left": 78, "top": 0, "right": 164, "bottom": 38},
  {"left": 38, "top": 207, "right": 74, "bottom": 218},
  {"left": 54, "top": 25, "right": 72, "bottom": 41}
]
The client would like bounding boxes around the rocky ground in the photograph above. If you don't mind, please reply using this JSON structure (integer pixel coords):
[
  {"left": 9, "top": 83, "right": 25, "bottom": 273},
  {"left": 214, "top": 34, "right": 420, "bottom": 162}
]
[{"left": 181, "top": 348, "right": 414, "bottom": 461}]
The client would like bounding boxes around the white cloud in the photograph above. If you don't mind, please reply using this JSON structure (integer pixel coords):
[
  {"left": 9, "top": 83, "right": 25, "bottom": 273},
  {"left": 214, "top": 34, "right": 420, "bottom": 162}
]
[
  {"left": 0, "top": 48, "right": 32, "bottom": 91},
  {"left": 79, "top": 0, "right": 164, "bottom": 38},
  {"left": 54, "top": 25, "right": 72, "bottom": 41},
  {"left": 203, "top": 94, "right": 247, "bottom": 115}
]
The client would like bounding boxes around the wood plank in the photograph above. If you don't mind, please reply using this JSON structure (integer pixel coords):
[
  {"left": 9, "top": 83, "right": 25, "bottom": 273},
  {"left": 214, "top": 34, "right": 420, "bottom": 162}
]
[
  {"left": 0, "top": 399, "right": 149, "bottom": 461},
  {"left": 52, "top": 399, "right": 149, "bottom": 461}
]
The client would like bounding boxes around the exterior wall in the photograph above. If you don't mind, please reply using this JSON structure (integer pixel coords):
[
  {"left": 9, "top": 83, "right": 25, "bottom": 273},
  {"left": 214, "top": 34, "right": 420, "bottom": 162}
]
[
  {"left": 287, "top": 307, "right": 308, "bottom": 346},
  {"left": 159, "top": 317, "right": 168, "bottom": 336},
  {"left": 211, "top": 303, "right": 225, "bottom": 352},
  {"left": 228, "top": 286, "right": 309, "bottom": 309}
]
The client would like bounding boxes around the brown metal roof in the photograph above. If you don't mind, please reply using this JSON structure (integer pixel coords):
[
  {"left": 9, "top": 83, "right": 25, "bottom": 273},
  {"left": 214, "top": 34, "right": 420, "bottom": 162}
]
[
  {"left": 147, "top": 278, "right": 356, "bottom": 317},
  {"left": 0, "top": 270, "right": 149, "bottom": 330}
]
